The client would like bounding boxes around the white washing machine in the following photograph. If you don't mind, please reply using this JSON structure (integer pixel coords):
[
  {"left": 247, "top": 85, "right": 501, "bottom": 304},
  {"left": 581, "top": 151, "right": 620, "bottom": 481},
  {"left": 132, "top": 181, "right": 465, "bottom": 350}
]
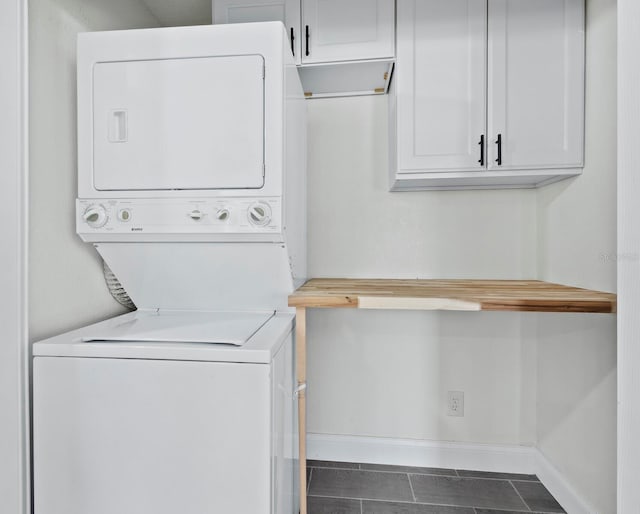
[
  {"left": 32, "top": 22, "right": 306, "bottom": 514},
  {"left": 33, "top": 311, "right": 296, "bottom": 514}
]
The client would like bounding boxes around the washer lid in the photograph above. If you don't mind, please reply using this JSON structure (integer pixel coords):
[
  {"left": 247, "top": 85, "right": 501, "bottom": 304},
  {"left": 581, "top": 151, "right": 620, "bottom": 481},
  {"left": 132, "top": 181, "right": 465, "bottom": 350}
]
[
  {"left": 81, "top": 311, "right": 273, "bottom": 346},
  {"left": 33, "top": 311, "right": 294, "bottom": 363}
]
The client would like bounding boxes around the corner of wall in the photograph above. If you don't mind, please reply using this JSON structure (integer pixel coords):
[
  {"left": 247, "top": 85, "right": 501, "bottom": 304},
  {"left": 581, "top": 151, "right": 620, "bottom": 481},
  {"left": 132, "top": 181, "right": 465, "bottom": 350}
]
[
  {"left": 28, "top": 0, "right": 162, "bottom": 341},
  {"left": 533, "top": 0, "right": 618, "bottom": 511}
]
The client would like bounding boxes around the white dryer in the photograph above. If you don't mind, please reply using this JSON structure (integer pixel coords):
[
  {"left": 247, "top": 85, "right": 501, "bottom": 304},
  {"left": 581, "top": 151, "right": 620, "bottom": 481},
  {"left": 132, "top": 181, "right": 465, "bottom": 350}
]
[{"left": 32, "top": 22, "right": 306, "bottom": 514}]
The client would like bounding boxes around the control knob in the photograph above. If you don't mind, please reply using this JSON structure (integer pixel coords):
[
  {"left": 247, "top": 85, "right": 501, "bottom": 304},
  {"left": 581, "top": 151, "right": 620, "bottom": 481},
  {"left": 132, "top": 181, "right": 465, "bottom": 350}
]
[
  {"left": 83, "top": 205, "right": 108, "bottom": 228},
  {"left": 118, "top": 209, "right": 132, "bottom": 222},
  {"left": 248, "top": 203, "right": 271, "bottom": 226},
  {"left": 216, "top": 208, "right": 230, "bottom": 221},
  {"left": 189, "top": 209, "right": 204, "bottom": 221}
]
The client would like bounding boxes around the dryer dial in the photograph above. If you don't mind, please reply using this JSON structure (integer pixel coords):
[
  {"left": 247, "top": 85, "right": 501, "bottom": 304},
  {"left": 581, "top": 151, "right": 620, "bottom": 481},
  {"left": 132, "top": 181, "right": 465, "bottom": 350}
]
[
  {"left": 117, "top": 208, "right": 132, "bottom": 222},
  {"left": 83, "top": 205, "right": 108, "bottom": 228},
  {"left": 216, "top": 208, "right": 230, "bottom": 221},
  {"left": 247, "top": 203, "right": 271, "bottom": 226},
  {"left": 189, "top": 209, "right": 204, "bottom": 221}
]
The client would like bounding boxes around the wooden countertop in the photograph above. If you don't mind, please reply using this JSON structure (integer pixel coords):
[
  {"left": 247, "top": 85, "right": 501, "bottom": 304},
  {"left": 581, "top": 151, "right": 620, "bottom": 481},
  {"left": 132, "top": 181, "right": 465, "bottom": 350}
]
[{"left": 288, "top": 278, "right": 617, "bottom": 313}]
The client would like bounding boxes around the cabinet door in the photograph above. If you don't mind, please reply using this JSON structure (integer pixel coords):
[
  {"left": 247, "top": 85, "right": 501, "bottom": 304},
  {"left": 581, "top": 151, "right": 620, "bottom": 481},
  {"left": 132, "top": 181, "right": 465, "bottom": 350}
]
[
  {"left": 488, "top": 0, "right": 585, "bottom": 170},
  {"left": 397, "top": 0, "right": 487, "bottom": 172},
  {"left": 301, "top": 0, "right": 394, "bottom": 64},
  {"left": 213, "top": 0, "right": 302, "bottom": 64}
]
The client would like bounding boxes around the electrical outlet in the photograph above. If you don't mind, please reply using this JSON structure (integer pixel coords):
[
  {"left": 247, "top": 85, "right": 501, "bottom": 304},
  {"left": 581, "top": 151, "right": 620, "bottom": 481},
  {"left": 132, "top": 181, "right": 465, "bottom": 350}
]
[{"left": 447, "top": 391, "right": 464, "bottom": 417}]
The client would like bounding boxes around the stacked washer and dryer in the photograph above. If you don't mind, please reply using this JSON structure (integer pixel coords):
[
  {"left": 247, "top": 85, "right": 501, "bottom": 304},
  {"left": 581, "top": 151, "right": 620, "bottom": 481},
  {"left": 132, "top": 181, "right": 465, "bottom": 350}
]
[{"left": 32, "top": 23, "right": 306, "bottom": 514}]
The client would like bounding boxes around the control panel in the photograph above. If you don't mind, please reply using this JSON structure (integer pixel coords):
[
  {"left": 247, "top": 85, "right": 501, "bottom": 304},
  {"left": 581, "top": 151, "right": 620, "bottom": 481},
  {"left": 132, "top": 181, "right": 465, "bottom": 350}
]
[{"left": 76, "top": 197, "right": 282, "bottom": 238}]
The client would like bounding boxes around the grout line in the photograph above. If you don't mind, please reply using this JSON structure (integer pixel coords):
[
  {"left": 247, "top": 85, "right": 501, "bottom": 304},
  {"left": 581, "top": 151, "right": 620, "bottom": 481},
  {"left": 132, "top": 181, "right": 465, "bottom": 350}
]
[
  {"left": 307, "top": 493, "right": 540, "bottom": 513},
  {"left": 306, "top": 493, "right": 510, "bottom": 510},
  {"left": 312, "top": 465, "right": 457, "bottom": 478},
  {"left": 311, "top": 462, "right": 537, "bottom": 483},
  {"left": 310, "top": 463, "right": 534, "bottom": 482},
  {"left": 455, "top": 469, "right": 539, "bottom": 482},
  {"left": 452, "top": 473, "right": 540, "bottom": 484},
  {"left": 361, "top": 468, "right": 444, "bottom": 477},
  {"left": 307, "top": 468, "right": 313, "bottom": 495},
  {"left": 307, "top": 462, "right": 360, "bottom": 467},
  {"left": 360, "top": 498, "right": 363, "bottom": 514},
  {"left": 509, "top": 480, "right": 533, "bottom": 512},
  {"left": 407, "top": 473, "right": 417, "bottom": 502},
  {"left": 465, "top": 505, "right": 539, "bottom": 514},
  {"left": 307, "top": 465, "right": 360, "bottom": 471}
]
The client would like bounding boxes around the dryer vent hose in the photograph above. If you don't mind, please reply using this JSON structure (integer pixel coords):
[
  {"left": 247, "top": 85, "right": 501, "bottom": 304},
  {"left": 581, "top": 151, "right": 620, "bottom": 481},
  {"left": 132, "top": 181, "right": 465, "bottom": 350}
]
[{"left": 103, "top": 261, "right": 136, "bottom": 310}]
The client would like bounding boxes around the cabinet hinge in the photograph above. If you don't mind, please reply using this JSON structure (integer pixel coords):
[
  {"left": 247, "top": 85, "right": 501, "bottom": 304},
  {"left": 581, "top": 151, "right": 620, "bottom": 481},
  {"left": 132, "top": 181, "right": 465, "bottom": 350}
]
[{"left": 294, "top": 383, "right": 307, "bottom": 398}]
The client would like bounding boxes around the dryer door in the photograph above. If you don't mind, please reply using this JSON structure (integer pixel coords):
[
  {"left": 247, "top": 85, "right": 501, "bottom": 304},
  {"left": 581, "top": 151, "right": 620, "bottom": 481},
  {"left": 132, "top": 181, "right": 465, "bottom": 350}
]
[{"left": 92, "top": 55, "right": 265, "bottom": 191}]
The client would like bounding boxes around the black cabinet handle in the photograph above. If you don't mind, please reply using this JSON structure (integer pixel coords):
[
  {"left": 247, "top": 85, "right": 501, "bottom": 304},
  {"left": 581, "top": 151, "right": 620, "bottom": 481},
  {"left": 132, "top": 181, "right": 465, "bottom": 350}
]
[
  {"left": 478, "top": 134, "right": 485, "bottom": 166},
  {"left": 495, "top": 134, "right": 502, "bottom": 166},
  {"left": 290, "top": 27, "right": 295, "bottom": 56},
  {"left": 305, "top": 25, "right": 310, "bottom": 57}
]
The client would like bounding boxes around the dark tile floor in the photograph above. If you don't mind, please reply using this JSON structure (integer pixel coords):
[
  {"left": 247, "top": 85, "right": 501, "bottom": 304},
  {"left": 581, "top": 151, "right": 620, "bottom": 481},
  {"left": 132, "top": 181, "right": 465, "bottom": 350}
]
[{"left": 307, "top": 460, "right": 565, "bottom": 514}]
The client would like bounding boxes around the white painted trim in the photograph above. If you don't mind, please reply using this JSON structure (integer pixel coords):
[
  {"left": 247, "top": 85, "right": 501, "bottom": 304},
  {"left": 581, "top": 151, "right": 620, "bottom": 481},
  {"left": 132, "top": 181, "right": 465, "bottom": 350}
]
[
  {"left": 617, "top": 0, "right": 640, "bottom": 511},
  {"left": 0, "top": 1, "right": 29, "bottom": 513},
  {"left": 307, "top": 433, "right": 536, "bottom": 474},
  {"left": 307, "top": 434, "right": 594, "bottom": 514},
  {"left": 534, "top": 449, "right": 597, "bottom": 514}
]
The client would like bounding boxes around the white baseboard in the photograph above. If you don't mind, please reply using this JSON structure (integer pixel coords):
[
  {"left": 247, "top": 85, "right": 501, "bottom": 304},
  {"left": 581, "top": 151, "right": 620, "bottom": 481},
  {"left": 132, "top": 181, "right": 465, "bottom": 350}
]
[
  {"left": 534, "top": 449, "right": 598, "bottom": 514},
  {"left": 307, "top": 433, "right": 536, "bottom": 474},
  {"left": 307, "top": 433, "right": 593, "bottom": 514}
]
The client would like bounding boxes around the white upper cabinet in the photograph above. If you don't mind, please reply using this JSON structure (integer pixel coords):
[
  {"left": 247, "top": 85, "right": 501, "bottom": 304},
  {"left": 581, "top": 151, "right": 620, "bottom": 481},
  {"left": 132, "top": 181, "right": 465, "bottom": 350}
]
[
  {"left": 213, "top": 0, "right": 396, "bottom": 97},
  {"left": 301, "top": 0, "right": 395, "bottom": 64},
  {"left": 488, "top": 0, "right": 585, "bottom": 170},
  {"left": 214, "top": 0, "right": 302, "bottom": 64},
  {"left": 397, "top": 0, "right": 487, "bottom": 172},
  {"left": 390, "top": 0, "right": 585, "bottom": 191}
]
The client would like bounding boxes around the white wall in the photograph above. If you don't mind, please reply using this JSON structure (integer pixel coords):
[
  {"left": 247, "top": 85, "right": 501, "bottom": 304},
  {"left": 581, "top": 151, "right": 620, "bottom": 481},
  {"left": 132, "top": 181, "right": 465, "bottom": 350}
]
[
  {"left": 29, "top": 0, "right": 161, "bottom": 342},
  {"left": 0, "top": 2, "right": 28, "bottom": 513},
  {"left": 616, "top": 0, "right": 640, "bottom": 510},
  {"left": 536, "top": 0, "right": 617, "bottom": 294},
  {"left": 306, "top": 95, "right": 538, "bottom": 445},
  {"left": 536, "top": 0, "right": 617, "bottom": 512}
]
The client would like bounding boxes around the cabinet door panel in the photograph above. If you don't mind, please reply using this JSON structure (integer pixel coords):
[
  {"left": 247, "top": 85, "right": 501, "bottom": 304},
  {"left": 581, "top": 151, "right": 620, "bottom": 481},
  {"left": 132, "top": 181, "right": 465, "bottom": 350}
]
[
  {"left": 302, "top": 0, "right": 394, "bottom": 63},
  {"left": 213, "top": 0, "right": 302, "bottom": 64},
  {"left": 488, "top": 0, "right": 585, "bottom": 170},
  {"left": 397, "top": 0, "right": 487, "bottom": 172}
]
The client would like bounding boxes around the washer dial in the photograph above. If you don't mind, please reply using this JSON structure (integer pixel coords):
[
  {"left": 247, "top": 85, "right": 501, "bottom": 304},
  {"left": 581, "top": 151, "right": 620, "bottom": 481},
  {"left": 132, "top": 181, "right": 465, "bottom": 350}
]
[
  {"left": 83, "top": 205, "right": 108, "bottom": 228},
  {"left": 247, "top": 202, "right": 271, "bottom": 226}
]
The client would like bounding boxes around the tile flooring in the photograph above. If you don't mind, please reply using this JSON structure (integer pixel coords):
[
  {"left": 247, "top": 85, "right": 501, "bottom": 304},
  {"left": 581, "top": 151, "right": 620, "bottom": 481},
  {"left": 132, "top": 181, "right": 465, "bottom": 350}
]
[{"left": 307, "top": 460, "right": 566, "bottom": 514}]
